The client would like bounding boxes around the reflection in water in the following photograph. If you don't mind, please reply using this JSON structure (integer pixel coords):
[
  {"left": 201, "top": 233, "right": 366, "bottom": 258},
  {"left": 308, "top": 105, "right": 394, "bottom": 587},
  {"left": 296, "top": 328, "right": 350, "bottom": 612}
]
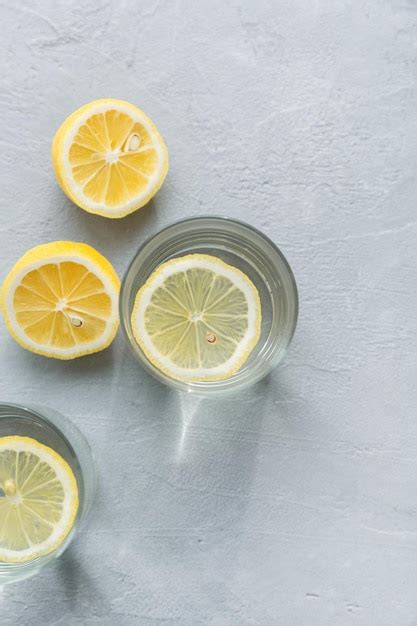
[{"left": 176, "top": 394, "right": 203, "bottom": 463}]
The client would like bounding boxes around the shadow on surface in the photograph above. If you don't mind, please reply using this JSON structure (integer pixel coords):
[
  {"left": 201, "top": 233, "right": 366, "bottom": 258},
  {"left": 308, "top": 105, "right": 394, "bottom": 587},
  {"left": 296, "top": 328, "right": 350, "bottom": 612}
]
[
  {"left": 56, "top": 549, "right": 105, "bottom": 612},
  {"left": 19, "top": 337, "right": 118, "bottom": 381},
  {"left": 172, "top": 376, "right": 278, "bottom": 496},
  {"left": 106, "top": 342, "right": 181, "bottom": 433},
  {"left": 69, "top": 195, "right": 158, "bottom": 248}
]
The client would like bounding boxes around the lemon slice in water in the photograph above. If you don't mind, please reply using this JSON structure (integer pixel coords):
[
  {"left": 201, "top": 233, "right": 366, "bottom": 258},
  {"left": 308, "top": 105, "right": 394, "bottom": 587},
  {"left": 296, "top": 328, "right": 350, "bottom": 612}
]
[
  {"left": 0, "top": 436, "right": 79, "bottom": 563},
  {"left": 131, "top": 254, "right": 262, "bottom": 382}
]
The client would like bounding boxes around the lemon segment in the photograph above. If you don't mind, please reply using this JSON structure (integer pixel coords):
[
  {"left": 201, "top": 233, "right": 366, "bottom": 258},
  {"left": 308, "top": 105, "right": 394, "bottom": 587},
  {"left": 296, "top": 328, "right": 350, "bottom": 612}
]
[
  {"left": 1, "top": 242, "right": 120, "bottom": 359},
  {"left": 131, "top": 254, "right": 262, "bottom": 382},
  {"left": 0, "top": 436, "right": 79, "bottom": 563},
  {"left": 52, "top": 99, "right": 169, "bottom": 218}
]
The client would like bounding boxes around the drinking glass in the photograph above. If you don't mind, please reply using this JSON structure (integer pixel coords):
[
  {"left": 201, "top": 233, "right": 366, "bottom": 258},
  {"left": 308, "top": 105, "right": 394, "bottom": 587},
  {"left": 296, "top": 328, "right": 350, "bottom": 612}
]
[
  {"left": 120, "top": 216, "right": 298, "bottom": 395},
  {"left": 0, "top": 403, "right": 95, "bottom": 584}
]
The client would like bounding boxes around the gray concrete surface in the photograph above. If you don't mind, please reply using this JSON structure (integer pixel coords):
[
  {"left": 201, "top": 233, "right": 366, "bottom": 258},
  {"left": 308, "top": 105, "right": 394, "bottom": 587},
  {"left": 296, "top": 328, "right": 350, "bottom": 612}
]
[{"left": 1, "top": 0, "right": 416, "bottom": 624}]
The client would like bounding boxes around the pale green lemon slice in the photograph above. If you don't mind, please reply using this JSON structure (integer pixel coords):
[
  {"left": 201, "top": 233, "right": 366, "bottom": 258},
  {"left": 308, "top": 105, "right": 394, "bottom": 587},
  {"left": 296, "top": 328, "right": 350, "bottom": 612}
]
[
  {"left": 0, "top": 436, "right": 79, "bottom": 563},
  {"left": 131, "top": 254, "right": 262, "bottom": 382}
]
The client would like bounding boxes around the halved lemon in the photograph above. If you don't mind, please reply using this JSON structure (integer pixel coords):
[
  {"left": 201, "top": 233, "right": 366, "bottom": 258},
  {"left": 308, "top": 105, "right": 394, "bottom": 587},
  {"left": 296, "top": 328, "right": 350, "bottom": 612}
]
[
  {"left": 52, "top": 99, "right": 169, "bottom": 218},
  {"left": 1, "top": 242, "right": 120, "bottom": 359},
  {"left": 0, "top": 436, "right": 79, "bottom": 563},
  {"left": 131, "top": 254, "right": 262, "bottom": 382}
]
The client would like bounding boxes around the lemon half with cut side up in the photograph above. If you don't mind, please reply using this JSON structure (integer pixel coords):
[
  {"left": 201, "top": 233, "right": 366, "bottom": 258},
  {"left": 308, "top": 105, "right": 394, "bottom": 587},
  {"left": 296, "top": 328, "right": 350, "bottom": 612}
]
[
  {"left": 0, "top": 436, "right": 79, "bottom": 563},
  {"left": 1, "top": 241, "right": 120, "bottom": 359},
  {"left": 52, "top": 99, "right": 169, "bottom": 218},
  {"left": 131, "top": 254, "right": 262, "bottom": 382}
]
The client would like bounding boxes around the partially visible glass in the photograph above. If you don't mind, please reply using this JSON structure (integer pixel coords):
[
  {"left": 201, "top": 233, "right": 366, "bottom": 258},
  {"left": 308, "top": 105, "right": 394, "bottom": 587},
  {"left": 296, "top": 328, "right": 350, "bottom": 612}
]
[
  {"left": 120, "top": 216, "right": 298, "bottom": 395},
  {"left": 0, "top": 403, "right": 95, "bottom": 584}
]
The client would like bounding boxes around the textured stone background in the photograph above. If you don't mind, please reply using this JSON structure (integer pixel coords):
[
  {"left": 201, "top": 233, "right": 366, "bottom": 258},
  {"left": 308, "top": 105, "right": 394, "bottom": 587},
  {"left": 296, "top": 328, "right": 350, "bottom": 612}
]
[{"left": 1, "top": 1, "right": 417, "bottom": 624}]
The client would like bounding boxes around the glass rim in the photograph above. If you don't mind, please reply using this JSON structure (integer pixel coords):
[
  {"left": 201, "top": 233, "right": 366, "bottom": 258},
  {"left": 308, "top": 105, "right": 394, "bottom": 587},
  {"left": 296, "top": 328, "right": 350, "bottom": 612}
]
[
  {"left": 0, "top": 402, "right": 52, "bottom": 416},
  {"left": 0, "top": 402, "right": 56, "bottom": 425},
  {"left": 0, "top": 402, "right": 96, "bottom": 492},
  {"left": 0, "top": 402, "right": 93, "bottom": 449},
  {"left": 122, "top": 215, "right": 298, "bottom": 305},
  {"left": 120, "top": 215, "right": 299, "bottom": 395}
]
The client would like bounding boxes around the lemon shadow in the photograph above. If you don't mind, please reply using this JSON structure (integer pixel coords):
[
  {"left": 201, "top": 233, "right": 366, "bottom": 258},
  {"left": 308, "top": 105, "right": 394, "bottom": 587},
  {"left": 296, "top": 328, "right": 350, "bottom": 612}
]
[
  {"left": 55, "top": 549, "right": 107, "bottom": 614},
  {"left": 47, "top": 185, "right": 159, "bottom": 252},
  {"left": 20, "top": 338, "right": 118, "bottom": 379}
]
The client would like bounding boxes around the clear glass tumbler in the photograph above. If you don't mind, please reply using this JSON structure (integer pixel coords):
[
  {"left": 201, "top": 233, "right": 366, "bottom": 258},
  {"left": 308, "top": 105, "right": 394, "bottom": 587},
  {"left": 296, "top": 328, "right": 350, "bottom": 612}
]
[
  {"left": 0, "top": 403, "right": 95, "bottom": 584},
  {"left": 120, "top": 216, "right": 298, "bottom": 395}
]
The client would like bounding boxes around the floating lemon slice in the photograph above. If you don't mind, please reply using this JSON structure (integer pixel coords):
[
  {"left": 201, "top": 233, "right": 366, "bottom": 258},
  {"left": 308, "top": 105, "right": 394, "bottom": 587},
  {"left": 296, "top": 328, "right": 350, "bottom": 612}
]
[
  {"left": 52, "top": 99, "right": 169, "bottom": 218},
  {"left": 131, "top": 254, "right": 262, "bottom": 382},
  {"left": 1, "top": 242, "right": 120, "bottom": 359},
  {"left": 0, "top": 436, "right": 79, "bottom": 563}
]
